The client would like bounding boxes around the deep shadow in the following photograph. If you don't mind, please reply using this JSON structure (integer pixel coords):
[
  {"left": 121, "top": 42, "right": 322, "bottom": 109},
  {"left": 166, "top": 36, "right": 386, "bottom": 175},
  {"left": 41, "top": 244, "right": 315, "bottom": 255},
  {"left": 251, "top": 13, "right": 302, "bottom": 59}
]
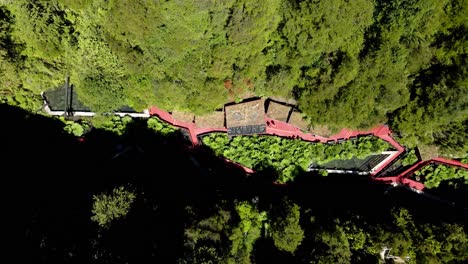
[{"left": 3, "top": 103, "right": 466, "bottom": 264}]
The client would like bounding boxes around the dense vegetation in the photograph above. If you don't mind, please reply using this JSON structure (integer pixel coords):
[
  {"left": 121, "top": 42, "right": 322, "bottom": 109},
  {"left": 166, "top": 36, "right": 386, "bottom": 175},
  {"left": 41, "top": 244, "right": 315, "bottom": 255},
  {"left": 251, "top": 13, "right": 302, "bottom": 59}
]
[
  {"left": 147, "top": 116, "right": 178, "bottom": 136},
  {"left": 60, "top": 115, "right": 177, "bottom": 137},
  {"left": 3, "top": 103, "right": 467, "bottom": 263},
  {"left": 402, "top": 149, "right": 419, "bottom": 167},
  {"left": 202, "top": 133, "right": 390, "bottom": 182},
  {"left": 2, "top": 0, "right": 467, "bottom": 261},
  {"left": 60, "top": 113, "right": 468, "bottom": 194},
  {"left": 91, "top": 115, "right": 134, "bottom": 136},
  {"left": 0, "top": 0, "right": 467, "bottom": 156},
  {"left": 414, "top": 163, "right": 468, "bottom": 189},
  {"left": 91, "top": 186, "right": 136, "bottom": 228},
  {"left": 62, "top": 118, "right": 89, "bottom": 137},
  {"left": 183, "top": 204, "right": 468, "bottom": 264}
]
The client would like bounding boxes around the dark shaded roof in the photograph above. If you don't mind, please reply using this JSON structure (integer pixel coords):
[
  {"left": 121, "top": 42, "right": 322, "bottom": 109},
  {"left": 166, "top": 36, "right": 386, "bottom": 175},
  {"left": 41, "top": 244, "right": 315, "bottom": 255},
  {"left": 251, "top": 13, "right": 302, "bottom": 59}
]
[
  {"left": 266, "top": 100, "right": 292, "bottom": 122},
  {"left": 43, "top": 85, "right": 90, "bottom": 112},
  {"left": 227, "top": 125, "right": 266, "bottom": 136},
  {"left": 43, "top": 84, "right": 137, "bottom": 113},
  {"left": 311, "top": 154, "right": 391, "bottom": 172}
]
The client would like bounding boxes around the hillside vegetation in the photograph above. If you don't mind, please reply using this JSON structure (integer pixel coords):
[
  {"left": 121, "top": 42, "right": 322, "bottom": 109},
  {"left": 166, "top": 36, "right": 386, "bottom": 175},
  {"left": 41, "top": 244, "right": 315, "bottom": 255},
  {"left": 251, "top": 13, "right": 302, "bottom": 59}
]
[{"left": 0, "top": 0, "right": 467, "bottom": 155}]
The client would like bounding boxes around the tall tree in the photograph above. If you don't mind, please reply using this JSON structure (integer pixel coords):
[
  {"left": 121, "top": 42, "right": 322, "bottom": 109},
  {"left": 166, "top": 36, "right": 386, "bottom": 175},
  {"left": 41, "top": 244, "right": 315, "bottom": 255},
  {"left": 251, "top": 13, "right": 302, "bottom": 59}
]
[
  {"left": 91, "top": 186, "right": 136, "bottom": 228},
  {"left": 228, "top": 201, "right": 267, "bottom": 264},
  {"left": 270, "top": 200, "right": 304, "bottom": 253}
]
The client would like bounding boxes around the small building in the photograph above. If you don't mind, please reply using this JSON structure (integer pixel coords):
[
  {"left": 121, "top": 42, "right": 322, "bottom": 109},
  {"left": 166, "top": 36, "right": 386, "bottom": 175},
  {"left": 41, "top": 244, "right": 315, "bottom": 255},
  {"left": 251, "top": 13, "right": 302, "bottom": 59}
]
[
  {"left": 42, "top": 82, "right": 90, "bottom": 115},
  {"left": 42, "top": 78, "right": 149, "bottom": 118},
  {"left": 265, "top": 100, "right": 292, "bottom": 122},
  {"left": 225, "top": 99, "right": 266, "bottom": 136}
]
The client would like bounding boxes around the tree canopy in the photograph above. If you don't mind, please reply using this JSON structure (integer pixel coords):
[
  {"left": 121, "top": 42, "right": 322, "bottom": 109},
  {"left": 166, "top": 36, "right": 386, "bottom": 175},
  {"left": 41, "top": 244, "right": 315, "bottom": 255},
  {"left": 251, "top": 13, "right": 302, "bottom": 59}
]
[
  {"left": 269, "top": 199, "right": 304, "bottom": 253},
  {"left": 91, "top": 186, "right": 136, "bottom": 228},
  {"left": 202, "top": 133, "right": 391, "bottom": 182},
  {"left": 0, "top": 0, "right": 467, "bottom": 154},
  {"left": 3, "top": 103, "right": 467, "bottom": 263}
]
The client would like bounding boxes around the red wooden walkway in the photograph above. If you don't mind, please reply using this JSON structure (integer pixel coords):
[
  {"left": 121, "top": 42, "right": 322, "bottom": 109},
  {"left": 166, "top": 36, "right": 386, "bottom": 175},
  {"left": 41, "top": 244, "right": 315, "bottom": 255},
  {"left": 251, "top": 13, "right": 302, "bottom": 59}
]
[
  {"left": 264, "top": 117, "right": 405, "bottom": 176},
  {"left": 149, "top": 105, "right": 466, "bottom": 192}
]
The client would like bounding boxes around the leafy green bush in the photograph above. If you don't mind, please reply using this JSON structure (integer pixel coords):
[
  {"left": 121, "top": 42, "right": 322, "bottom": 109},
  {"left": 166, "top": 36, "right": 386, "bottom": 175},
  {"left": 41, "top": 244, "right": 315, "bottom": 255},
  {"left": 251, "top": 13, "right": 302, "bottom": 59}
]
[
  {"left": 91, "top": 186, "right": 136, "bottom": 228},
  {"left": 319, "top": 169, "right": 329, "bottom": 177},
  {"left": 415, "top": 164, "right": 468, "bottom": 189},
  {"left": 270, "top": 201, "right": 304, "bottom": 253},
  {"left": 461, "top": 158, "right": 468, "bottom": 164},
  {"left": 0, "top": 88, "right": 42, "bottom": 112},
  {"left": 202, "top": 133, "right": 390, "bottom": 183},
  {"left": 320, "top": 136, "right": 391, "bottom": 163},
  {"left": 60, "top": 118, "right": 90, "bottom": 137},
  {"left": 2, "top": 0, "right": 467, "bottom": 153},
  {"left": 64, "top": 121, "right": 84, "bottom": 137},
  {"left": 91, "top": 115, "right": 133, "bottom": 136},
  {"left": 402, "top": 149, "right": 419, "bottom": 166},
  {"left": 147, "top": 117, "right": 178, "bottom": 136},
  {"left": 228, "top": 202, "right": 267, "bottom": 263}
]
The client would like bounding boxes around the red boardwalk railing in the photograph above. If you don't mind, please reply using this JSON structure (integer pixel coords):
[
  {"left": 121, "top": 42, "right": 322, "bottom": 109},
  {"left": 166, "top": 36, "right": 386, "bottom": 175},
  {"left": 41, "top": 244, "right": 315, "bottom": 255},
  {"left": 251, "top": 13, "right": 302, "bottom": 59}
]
[
  {"left": 148, "top": 104, "right": 466, "bottom": 191},
  {"left": 376, "top": 158, "right": 468, "bottom": 191}
]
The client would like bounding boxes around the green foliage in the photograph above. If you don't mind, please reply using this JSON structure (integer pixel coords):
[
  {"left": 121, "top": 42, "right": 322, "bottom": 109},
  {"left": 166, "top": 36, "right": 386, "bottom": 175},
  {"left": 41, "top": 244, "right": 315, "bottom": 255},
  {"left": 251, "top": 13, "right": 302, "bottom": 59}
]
[
  {"left": 91, "top": 186, "right": 136, "bottom": 228},
  {"left": 60, "top": 117, "right": 91, "bottom": 137},
  {"left": 308, "top": 219, "right": 354, "bottom": 264},
  {"left": 380, "top": 208, "right": 468, "bottom": 262},
  {"left": 342, "top": 221, "right": 367, "bottom": 251},
  {"left": 180, "top": 245, "right": 223, "bottom": 264},
  {"left": 63, "top": 120, "right": 87, "bottom": 137},
  {"left": 0, "top": 5, "right": 42, "bottom": 111},
  {"left": 0, "top": 86, "right": 42, "bottom": 111},
  {"left": 319, "top": 169, "right": 329, "bottom": 177},
  {"left": 391, "top": 62, "right": 468, "bottom": 153},
  {"left": 270, "top": 200, "right": 304, "bottom": 253},
  {"left": 91, "top": 115, "right": 132, "bottom": 136},
  {"left": 414, "top": 164, "right": 468, "bottom": 189},
  {"left": 55, "top": 0, "right": 92, "bottom": 10},
  {"left": 319, "top": 136, "right": 391, "bottom": 163},
  {"left": 147, "top": 117, "right": 178, "bottom": 136},
  {"left": 73, "top": 34, "right": 126, "bottom": 112},
  {"left": 301, "top": 207, "right": 468, "bottom": 264},
  {"left": 184, "top": 209, "right": 231, "bottom": 247},
  {"left": 182, "top": 208, "right": 231, "bottom": 263},
  {"left": 277, "top": 0, "right": 380, "bottom": 129},
  {"left": 228, "top": 201, "right": 267, "bottom": 264},
  {"left": 280, "top": 0, "right": 374, "bottom": 58},
  {"left": 7, "top": 0, "right": 74, "bottom": 91},
  {"left": 375, "top": 208, "right": 417, "bottom": 260},
  {"left": 402, "top": 149, "right": 419, "bottom": 167},
  {"left": 9, "top": 1, "right": 66, "bottom": 60},
  {"left": 1, "top": 0, "right": 467, "bottom": 152},
  {"left": 202, "top": 133, "right": 391, "bottom": 183},
  {"left": 387, "top": 0, "right": 468, "bottom": 153}
]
